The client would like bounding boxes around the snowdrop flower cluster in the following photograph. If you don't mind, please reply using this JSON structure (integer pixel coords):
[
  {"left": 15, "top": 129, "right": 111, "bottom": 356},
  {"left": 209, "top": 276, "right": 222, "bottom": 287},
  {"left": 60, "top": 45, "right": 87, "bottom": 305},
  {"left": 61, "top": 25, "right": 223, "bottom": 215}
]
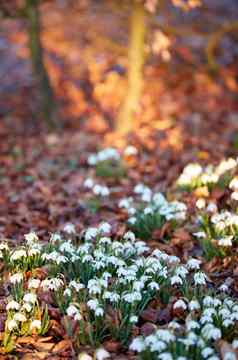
[
  {"left": 177, "top": 158, "right": 237, "bottom": 190},
  {"left": 13, "top": 226, "right": 213, "bottom": 345},
  {"left": 83, "top": 178, "right": 110, "bottom": 196},
  {"left": 195, "top": 207, "right": 238, "bottom": 256},
  {"left": 119, "top": 188, "right": 187, "bottom": 239},
  {"left": 130, "top": 295, "right": 238, "bottom": 359},
  {"left": 87, "top": 147, "right": 120, "bottom": 166}
]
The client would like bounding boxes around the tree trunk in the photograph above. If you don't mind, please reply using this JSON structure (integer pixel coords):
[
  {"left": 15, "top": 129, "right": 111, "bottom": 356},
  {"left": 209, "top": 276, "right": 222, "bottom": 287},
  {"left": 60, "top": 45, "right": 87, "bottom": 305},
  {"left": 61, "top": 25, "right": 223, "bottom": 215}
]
[
  {"left": 116, "top": 0, "right": 146, "bottom": 135},
  {"left": 25, "top": 0, "right": 57, "bottom": 130}
]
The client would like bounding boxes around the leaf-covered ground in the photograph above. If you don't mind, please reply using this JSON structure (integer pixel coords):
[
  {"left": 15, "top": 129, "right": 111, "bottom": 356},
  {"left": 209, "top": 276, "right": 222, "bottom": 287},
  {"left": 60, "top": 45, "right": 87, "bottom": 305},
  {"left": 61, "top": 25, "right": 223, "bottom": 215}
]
[{"left": 1, "top": 1, "right": 238, "bottom": 359}]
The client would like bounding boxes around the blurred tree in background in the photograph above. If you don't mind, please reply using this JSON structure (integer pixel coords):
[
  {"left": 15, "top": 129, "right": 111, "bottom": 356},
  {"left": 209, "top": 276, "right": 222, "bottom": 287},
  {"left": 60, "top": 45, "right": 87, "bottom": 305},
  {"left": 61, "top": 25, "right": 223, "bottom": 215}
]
[
  {"left": 0, "top": 0, "right": 57, "bottom": 130},
  {"left": 117, "top": 0, "right": 201, "bottom": 135}
]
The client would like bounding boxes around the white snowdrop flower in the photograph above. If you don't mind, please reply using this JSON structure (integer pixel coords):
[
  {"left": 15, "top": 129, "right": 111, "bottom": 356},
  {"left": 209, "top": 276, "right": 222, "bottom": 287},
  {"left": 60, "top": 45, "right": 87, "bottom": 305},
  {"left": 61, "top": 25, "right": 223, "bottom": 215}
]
[
  {"left": 207, "top": 357, "right": 220, "bottom": 360},
  {"left": 85, "top": 227, "right": 99, "bottom": 241},
  {"left": 124, "top": 145, "right": 138, "bottom": 156},
  {"left": 63, "top": 223, "right": 76, "bottom": 234},
  {"left": 224, "top": 353, "right": 237, "bottom": 360},
  {"left": 0, "top": 242, "right": 9, "bottom": 251},
  {"left": 206, "top": 202, "right": 218, "bottom": 213},
  {"left": 203, "top": 308, "right": 216, "bottom": 317},
  {"left": 6, "top": 300, "right": 20, "bottom": 311},
  {"left": 217, "top": 236, "right": 233, "bottom": 247},
  {"left": 30, "top": 319, "right": 41, "bottom": 330},
  {"left": 148, "top": 281, "right": 160, "bottom": 291},
  {"left": 223, "top": 319, "right": 234, "bottom": 327},
  {"left": 196, "top": 198, "right": 206, "bottom": 209},
  {"left": 175, "top": 266, "right": 189, "bottom": 278},
  {"left": 216, "top": 158, "right": 237, "bottom": 176},
  {"left": 41, "top": 278, "right": 64, "bottom": 291},
  {"left": 201, "top": 347, "right": 214, "bottom": 357},
  {"left": 203, "top": 296, "right": 214, "bottom": 307},
  {"left": 84, "top": 178, "right": 94, "bottom": 189},
  {"left": 74, "top": 312, "right": 82, "bottom": 321},
  {"left": 128, "top": 207, "right": 136, "bottom": 215},
  {"left": 123, "top": 231, "right": 136, "bottom": 242},
  {"left": 7, "top": 319, "right": 18, "bottom": 332},
  {"left": 10, "top": 249, "right": 27, "bottom": 261},
  {"left": 23, "top": 293, "right": 37, "bottom": 304},
  {"left": 22, "top": 302, "right": 32, "bottom": 312},
  {"left": 129, "top": 337, "right": 146, "bottom": 352},
  {"left": 158, "top": 352, "right": 173, "bottom": 360},
  {"left": 156, "top": 329, "right": 175, "bottom": 343},
  {"left": 153, "top": 193, "right": 167, "bottom": 207},
  {"left": 98, "top": 222, "right": 111, "bottom": 234},
  {"left": 229, "top": 177, "right": 238, "bottom": 190},
  {"left": 67, "top": 304, "right": 79, "bottom": 317},
  {"left": 189, "top": 300, "right": 200, "bottom": 311},
  {"left": 13, "top": 313, "right": 27, "bottom": 322},
  {"left": 219, "top": 308, "right": 230, "bottom": 318},
  {"left": 232, "top": 339, "right": 238, "bottom": 349},
  {"left": 24, "top": 232, "right": 39, "bottom": 244},
  {"left": 151, "top": 340, "right": 167, "bottom": 352},
  {"left": 50, "top": 233, "right": 61, "bottom": 243},
  {"left": 9, "top": 272, "right": 23, "bottom": 284},
  {"left": 118, "top": 197, "right": 133, "bottom": 209},
  {"left": 28, "top": 248, "right": 41, "bottom": 257},
  {"left": 87, "top": 299, "right": 99, "bottom": 311},
  {"left": 129, "top": 315, "right": 138, "bottom": 323},
  {"left": 144, "top": 207, "right": 153, "bottom": 215},
  {"left": 168, "top": 321, "right": 181, "bottom": 330},
  {"left": 95, "top": 307, "right": 104, "bottom": 317},
  {"left": 200, "top": 315, "right": 213, "bottom": 324},
  {"left": 186, "top": 320, "right": 200, "bottom": 331},
  {"left": 88, "top": 154, "right": 98, "bottom": 165},
  {"left": 28, "top": 278, "right": 41, "bottom": 289},
  {"left": 194, "top": 271, "right": 207, "bottom": 286},
  {"left": 134, "top": 183, "right": 146, "bottom": 194},
  {"left": 95, "top": 348, "right": 110, "bottom": 360},
  {"left": 231, "top": 191, "right": 238, "bottom": 201},
  {"left": 64, "top": 288, "right": 72, "bottom": 297},
  {"left": 69, "top": 281, "right": 85, "bottom": 292},
  {"left": 187, "top": 258, "right": 201, "bottom": 270},
  {"left": 193, "top": 231, "right": 206, "bottom": 239},
  {"left": 173, "top": 299, "right": 187, "bottom": 310},
  {"left": 219, "top": 283, "right": 229, "bottom": 292},
  {"left": 171, "top": 275, "right": 183, "bottom": 285},
  {"left": 141, "top": 189, "right": 152, "bottom": 202},
  {"left": 78, "top": 353, "right": 93, "bottom": 360},
  {"left": 202, "top": 324, "right": 221, "bottom": 340},
  {"left": 128, "top": 217, "right": 136, "bottom": 225}
]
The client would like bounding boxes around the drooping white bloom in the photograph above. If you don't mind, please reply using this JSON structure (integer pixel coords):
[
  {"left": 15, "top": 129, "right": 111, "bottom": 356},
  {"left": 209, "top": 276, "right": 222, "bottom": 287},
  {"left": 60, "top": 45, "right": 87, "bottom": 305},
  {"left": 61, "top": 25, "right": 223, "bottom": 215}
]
[
  {"left": 63, "top": 223, "right": 76, "bottom": 234},
  {"left": 67, "top": 304, "right": 79, "bottom": 317},
  {"left": 30, "top": 319, "right": 41, "bottom": 330},
  {"left": 28, "top": 278, "right": 41, "bottom": 289},
  {"left": 129, "top": 337, "right": 146, "bottom": 352},
  {"left": 187, "top": 258, "right": 201, "bottom": 270},
  {"left": 10, "top": 249, "right": 27, "bottom": 261},
  {"left": 173, "top": 299, "right": 187, "bottom": 310},
  {"left": 24, "top": 231, "right": 39, "bottom": 244},
  {"left": 196, "top": 198, "right": 206, "bottom": 209},
  {"left": 13, "top": 313, "right": 27, "bottom": 322},
  {"left": 189, "top": 299, "right": 200, "bottom": 311},
  {"left": 84, "top": 178, "right": 94, "bottom": 189},
  {"left": 9, "top": 272, "right": 23, "bottom": 284},
  {"left": 171, "top": 275, "right": 183, "bottom": 285},
  {"left": 95, "top": 348, "right": 110, "bottom": 360},
  {"left": 124, "top": 145, "right": 138, "bottom": 156},
  {"left": 85, "top": 227, "right": 99, "bottom": 241},
  {"left": 7, "top": 319, "right": 18, "bottom": 332},
  {"left": 217, "top": 236, "right": 233, "bottom": 247},
  {"left": 194, "top": 272, "right": 207, "bottom": 286},
  {"left": 6, "top": 300, "right": 20, "bottom": 311},
  {"left": 231, "top": 191, "right": 238, "bottom": 201},
  {"left": 23, "top": 293, "right": 37, "bottom": 304},
  {"left": 98, "top": 222, "right": 111, "bottom": 234}
]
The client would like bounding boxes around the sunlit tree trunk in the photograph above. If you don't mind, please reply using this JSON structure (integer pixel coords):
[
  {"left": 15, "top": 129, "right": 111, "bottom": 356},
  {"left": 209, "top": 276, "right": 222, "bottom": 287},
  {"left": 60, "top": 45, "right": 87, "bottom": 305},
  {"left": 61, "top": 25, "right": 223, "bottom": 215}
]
[
  {"left": 116, "top": 0, "right": 146, "bottom": 135},
  {"left": 25, "top": 0, "right": 57, "bottom": 129}
]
